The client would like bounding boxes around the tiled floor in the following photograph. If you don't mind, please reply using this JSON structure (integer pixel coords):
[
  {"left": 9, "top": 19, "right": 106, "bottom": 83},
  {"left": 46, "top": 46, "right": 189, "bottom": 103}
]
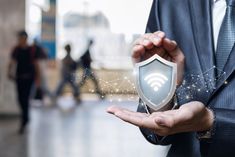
[{"left": 0, "top": 97, "right": 170, "bottom": 157}]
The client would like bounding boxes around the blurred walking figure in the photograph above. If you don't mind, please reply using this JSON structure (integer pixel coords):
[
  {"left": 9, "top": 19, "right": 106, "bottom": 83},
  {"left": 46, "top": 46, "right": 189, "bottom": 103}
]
[
  {"left": 78, "top": 39, "right": 105, "bottom": 99},
  {"left": 7, "top": 30, "right": 40, "bottom": 134},
  {"left": 30, "top": 39, "right": 52, "bottom": 106},
  {"left": 55, "top": 44, "right": 80, "bottom": 102}
]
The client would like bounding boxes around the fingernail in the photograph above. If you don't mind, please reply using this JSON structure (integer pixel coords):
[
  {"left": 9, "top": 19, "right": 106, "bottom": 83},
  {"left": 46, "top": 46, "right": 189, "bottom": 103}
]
[
  {"left": 143, "top": 39, "right": 150, "bottom": 45},
  {"left": 164, "top": 38, "right": 171, "bottom": 42},
  {"left": 158, "top": 32, "right": 165, "bottom": 38},
  {"left": 153, "top": 37, "right": 160, "bottom": 43}
]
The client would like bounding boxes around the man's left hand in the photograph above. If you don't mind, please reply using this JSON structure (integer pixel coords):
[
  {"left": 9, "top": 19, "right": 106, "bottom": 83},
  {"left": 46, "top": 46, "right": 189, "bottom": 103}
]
[{"left": 107, "top": 101, "right": 214, "bottom": 136}]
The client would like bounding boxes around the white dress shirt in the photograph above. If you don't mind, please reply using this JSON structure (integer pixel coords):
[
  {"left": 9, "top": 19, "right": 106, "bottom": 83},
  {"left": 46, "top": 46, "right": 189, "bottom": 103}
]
[{"left": 212, "top": 0, "right": 227, "bottom": 51}]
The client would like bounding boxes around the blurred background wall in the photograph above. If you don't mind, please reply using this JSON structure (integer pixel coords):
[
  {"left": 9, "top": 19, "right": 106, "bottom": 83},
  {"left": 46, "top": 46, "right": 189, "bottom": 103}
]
[{"left": 0, "top": 0, "right": 26, "bottom": 113}]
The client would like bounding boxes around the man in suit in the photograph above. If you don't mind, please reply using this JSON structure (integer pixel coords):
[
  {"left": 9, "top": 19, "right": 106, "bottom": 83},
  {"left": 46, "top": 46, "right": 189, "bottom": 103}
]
[{"left": 107, "top": 0, "right": 235, "bottom": 156}]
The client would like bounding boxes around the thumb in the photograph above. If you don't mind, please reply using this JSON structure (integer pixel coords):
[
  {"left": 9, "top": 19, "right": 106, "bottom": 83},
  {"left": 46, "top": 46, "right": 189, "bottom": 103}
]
[{"left": 155, "top": 115, "right": 175, "bottom": 128}]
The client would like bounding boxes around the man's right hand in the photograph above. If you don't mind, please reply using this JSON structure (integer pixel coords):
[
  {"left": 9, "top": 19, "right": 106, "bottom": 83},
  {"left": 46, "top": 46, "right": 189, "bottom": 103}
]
[
  {"left": 7, "top": 72, "right": 15, "bottom": 81},
  {"left": 132, "top": 31, "right": 185, "bottom": 85}
]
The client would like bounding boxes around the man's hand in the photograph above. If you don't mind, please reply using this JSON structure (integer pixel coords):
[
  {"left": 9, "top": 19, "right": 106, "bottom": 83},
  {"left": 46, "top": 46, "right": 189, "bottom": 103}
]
[
  {"left": 34, "top": 60, "right": 41, "bottom": 88},
  {"left": 107, "top": 102, "right": 214, "bottom": 136},
  {"left": 7, "top": 72, "right": 15, "bottom": 81},
  {"left": 7, "top": 59, "right": 16, "bottom": 81},
  {"left": 132, "top": 31, "right": 185, "bottom": 85}
]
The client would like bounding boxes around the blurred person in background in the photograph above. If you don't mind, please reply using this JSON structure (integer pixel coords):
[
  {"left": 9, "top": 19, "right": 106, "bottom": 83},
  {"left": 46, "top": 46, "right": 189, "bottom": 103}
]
[
  {"left": 78, "top": 39, "right": 105, "bottom": 100},
  {"left": 55, "top": 44, "right": 80, "bottom": 103},
  {"left": 7, "top": 30, "right": 40, "bottom": 134},
  {"left": 30, "top": 39, "right": 52, "bottom": 106}
]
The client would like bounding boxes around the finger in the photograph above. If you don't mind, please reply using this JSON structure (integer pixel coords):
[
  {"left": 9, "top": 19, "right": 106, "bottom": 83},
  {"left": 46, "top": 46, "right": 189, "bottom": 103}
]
[
  {"left": 163, "top": 38, "right": 178, "bottom": 52},
  {"left": 149, "top": 47, "right": 166, "bottom": 57},
  {"left": 151, "top": 110, "right": 175, "bottom": 117},
  {"left": 153, "top": 31, "right": 165, "bottom": 38},
  {"left": 114, "top": 110, "right": 162, "bottom": 130},
  {"left": 157, "top": 48, "right": 166, "bottom": 57},
  {"left": 154, "top": 114, "right": 176, "bottom": 128},
  {"left": 141, "top": 39, "right": 154, "bottom": 50},
  {"left": 108, "top": 106, "right": 172, "bottom": 131},
  {"left": 132, "top": 32, "right": 166, "bottom": 62},
  {"left": 122, "top": 108, "right": 149, "bottom": 118},
  {"left": 146, "top": 31, "right": 165, "bottom": 47},
  {"left": 114, "top": 110, "right": 147, "bottom": 126},
  {"left": 132, "top": 45, "right": 145, "bottom": 62},
  {"left": 142, "top": 51, "right": 154, "bottom": 60},
  {"left": 106, "top": 105, "right": 123, "bottom": 114},
  {"left": 107, "top": 105, "right": 148, "bottom": 118},
  {"left": 162, "top": 39, "right": 185, "bottom": 65},
  {"left": 152, "top": 109, "right": 181, "bottom": 128},
  {"left": 162, "top": 52, "right": 168, "bottom": 59},
  {"left": 133, "top": 33, "right": 152, "bottom": 46},
  {"left": 137, "top": 32, "right": 165, "bottom": 48},
  {"left": 132, "top": 34, "right": 154, "bottom": 61}
]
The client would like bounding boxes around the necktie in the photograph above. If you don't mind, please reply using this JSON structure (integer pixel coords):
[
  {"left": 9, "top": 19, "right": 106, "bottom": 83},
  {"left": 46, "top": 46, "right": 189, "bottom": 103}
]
[{"left": 216, "top": 0, "right": 235, "bottom": 76}]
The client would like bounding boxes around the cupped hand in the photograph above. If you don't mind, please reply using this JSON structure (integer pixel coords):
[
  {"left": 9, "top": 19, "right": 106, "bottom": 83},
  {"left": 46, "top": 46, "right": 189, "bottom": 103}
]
[
  {"left": 132, "top": 31, "right": 185, "bottom": 85},
  {"left": 107, "top": 101, "right": 214, "bottom": 136}
]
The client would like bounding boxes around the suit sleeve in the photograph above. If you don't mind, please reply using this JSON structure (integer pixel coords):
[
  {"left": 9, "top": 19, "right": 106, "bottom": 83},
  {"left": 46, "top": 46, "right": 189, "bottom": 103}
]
[
  {"left": 200, "top": 108, "right": 235, "bottom": 156},
  {"left": 145, "top": 0, "right": 160, "bottom": 33}
]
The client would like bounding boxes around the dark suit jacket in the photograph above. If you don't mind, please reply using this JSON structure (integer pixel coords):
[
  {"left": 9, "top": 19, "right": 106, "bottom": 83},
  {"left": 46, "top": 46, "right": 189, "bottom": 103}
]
[{"left": 137, "top": 0, "right": 235, "bottom": 157}]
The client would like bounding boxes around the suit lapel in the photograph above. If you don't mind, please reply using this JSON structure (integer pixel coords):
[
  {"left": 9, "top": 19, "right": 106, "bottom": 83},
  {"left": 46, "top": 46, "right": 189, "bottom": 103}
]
[
  {"left": 189, "top": 0, "right": 235, "bottom": 101},
  {"left": 210, "top": 3, "right": 235, "bottom": 97},
  {"left": 211, "top": 47, "right": 235, "bottom": 96},
  {"left": 189, "top": 0, "right": 216, "bottom": 88}
]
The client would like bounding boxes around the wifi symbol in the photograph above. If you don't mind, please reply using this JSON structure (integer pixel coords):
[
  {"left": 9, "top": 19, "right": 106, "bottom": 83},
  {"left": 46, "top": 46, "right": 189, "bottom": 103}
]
[{"left": 144, "top": 73, "right": 168, "bottom": 92}]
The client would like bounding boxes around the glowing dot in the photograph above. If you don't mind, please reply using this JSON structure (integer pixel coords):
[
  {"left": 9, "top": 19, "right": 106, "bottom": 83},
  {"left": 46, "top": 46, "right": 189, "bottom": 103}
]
[{"left": 224, "top": 81, "right": 228, "bottom": 85}]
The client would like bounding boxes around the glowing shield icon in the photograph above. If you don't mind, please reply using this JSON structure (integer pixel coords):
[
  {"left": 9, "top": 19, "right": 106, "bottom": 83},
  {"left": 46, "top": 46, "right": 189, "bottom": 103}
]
[{"left": 135, "top": 54, "right": 177, "bottom": 112}]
